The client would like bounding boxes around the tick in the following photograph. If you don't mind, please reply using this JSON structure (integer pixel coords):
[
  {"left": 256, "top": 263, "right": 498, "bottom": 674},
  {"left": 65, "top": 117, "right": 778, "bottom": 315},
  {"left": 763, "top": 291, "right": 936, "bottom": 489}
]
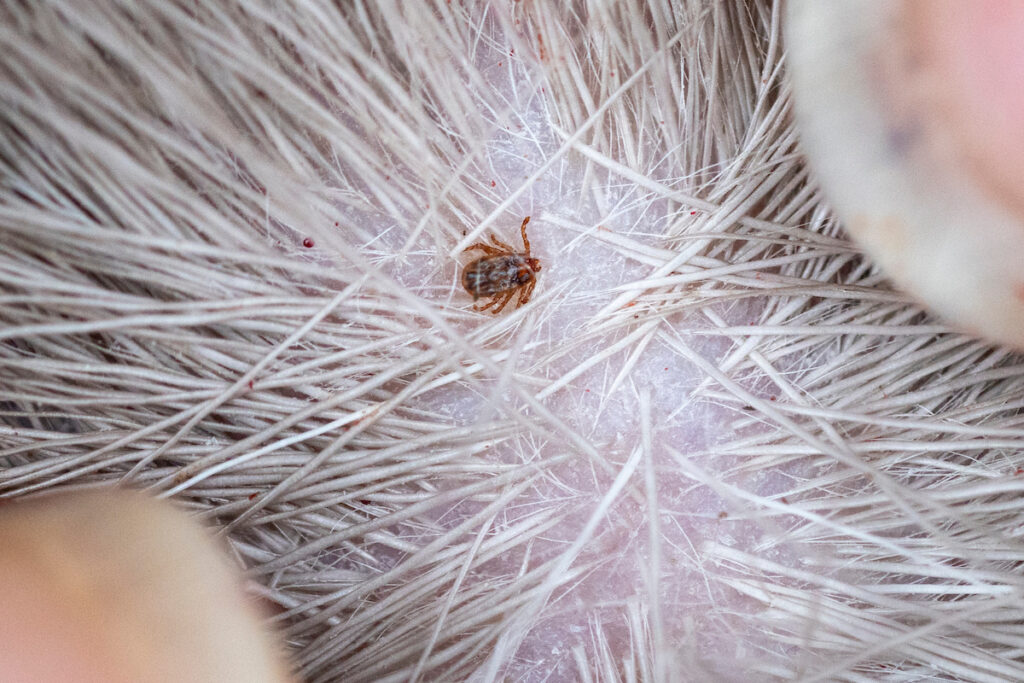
[{"left": 462, "top": 216, "right": 541, "bottom": 313}]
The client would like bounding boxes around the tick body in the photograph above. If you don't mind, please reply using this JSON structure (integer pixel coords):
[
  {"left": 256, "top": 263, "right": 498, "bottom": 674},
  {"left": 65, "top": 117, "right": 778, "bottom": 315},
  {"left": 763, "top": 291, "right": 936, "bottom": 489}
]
[{"left": 461, "top": 216, "right": 541, "bottom": 314}]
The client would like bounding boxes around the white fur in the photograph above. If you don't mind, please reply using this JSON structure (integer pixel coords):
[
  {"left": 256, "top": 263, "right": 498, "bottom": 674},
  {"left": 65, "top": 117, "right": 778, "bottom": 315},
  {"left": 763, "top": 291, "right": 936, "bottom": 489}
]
[{"left": 2, "top": 1, "right": 1023, "bottom": 681}]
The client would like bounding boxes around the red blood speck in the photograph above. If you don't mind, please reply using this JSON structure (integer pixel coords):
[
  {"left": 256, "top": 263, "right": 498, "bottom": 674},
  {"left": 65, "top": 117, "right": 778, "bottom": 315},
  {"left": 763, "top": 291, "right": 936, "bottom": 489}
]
[
  {"left": 664, "top": 367, "right": 669, "bottom": 371},
  {"left": 490, "top": 180, "right": 496, "bottom": 187},
  {"left": 585, "top": 389, "right": 590, "bottom": 393},
  {"left": 248, "top": 492, "right": 259, "bottom": 500},
  {"left": 248, "top": 380, "right": 254, "bottom": 390},
  {"left": 1016, "top": 468, "right": 1024, "bottom": 476},
  {"left": 717, "top": 511, "right": 727, "bottom": 519},
  {"left": 510, "top": 49, "right": 515, "bottom": 55},
  {"left": 334, "top": 221, "right": 339, "bottom": 226},
  {"left": 302, "top": 237, "right": 314, "bottom": 248},
  {"left": 690, "top": 211, "right": 697, "bottom": 215},
  {"left": 769, "top": 396, "right": 777, "bottom": 401},
  {"left": 385, "top": 175, "right": 391, "bottom": 181},
  {"left": 780, "top": 496, "right": 790, "bottom": 504},
  {"left": 498, "top": 61, "right": 503, "bottom": 67}
]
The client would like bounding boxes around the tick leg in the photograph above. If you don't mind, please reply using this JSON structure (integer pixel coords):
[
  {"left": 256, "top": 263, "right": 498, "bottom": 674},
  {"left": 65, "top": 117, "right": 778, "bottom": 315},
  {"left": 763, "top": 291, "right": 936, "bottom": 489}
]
[
  {"left": 473, "top": 295, "right": 495, "bottom": 311},
  {"left": 488, "top": 235, "right": 515, "bottom": 252},
  {"left": 489, "top": 290, "right": 515, "bottom": 314},
  {"left": 465, "top": 242, "right": 504, "bottom": 256},
  {"left": 517, "top": 280, "right": 535, "bottom": 306},
  {"left": 519, "top": 216, "right": 531, "bottom": 254}
]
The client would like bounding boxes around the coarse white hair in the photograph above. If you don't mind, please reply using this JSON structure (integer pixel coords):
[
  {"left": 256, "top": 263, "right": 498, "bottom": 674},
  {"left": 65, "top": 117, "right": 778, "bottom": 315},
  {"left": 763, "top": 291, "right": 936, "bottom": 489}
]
[{"left": 3, "top": 1, "right": 1024, "bottom": 681}]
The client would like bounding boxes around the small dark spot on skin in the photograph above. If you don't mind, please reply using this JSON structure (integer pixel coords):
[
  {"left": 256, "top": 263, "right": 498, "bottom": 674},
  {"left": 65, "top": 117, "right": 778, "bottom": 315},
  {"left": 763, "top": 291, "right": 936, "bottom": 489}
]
[
  {"left": 741, "top": 405, "right": 754, "bottom": 411},
  {"left": 887, "top": 122, "right": 918, "bottom": 156},
  {"left": 717, "top": 511, "right": 727, "bottom": 520}
]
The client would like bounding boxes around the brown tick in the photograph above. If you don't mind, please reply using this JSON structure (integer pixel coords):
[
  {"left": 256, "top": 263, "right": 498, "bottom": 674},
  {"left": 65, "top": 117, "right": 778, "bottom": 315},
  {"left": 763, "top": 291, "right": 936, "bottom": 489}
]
[{"left": 462, "top": 216, "right": 541, "bottom": 313}]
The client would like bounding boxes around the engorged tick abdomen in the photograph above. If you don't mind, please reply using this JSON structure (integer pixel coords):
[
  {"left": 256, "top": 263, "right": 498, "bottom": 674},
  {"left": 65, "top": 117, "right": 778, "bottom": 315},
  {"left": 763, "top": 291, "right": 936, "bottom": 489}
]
[{"left": 462, "top": 254, "right": 533, "bottom": 300}]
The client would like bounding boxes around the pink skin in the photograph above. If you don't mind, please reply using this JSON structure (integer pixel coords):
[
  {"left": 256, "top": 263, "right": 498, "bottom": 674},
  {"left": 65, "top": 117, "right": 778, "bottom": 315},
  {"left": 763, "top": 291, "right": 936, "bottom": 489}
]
[
  {"left": 793, "top": 0, "right": 1024, "bottom": 347},
  {"left": 907, "top": 0, "right": 1024, "bottom": 226},
  {"left": 0, "top": 492, "right": 294, "bottom": 682}
]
